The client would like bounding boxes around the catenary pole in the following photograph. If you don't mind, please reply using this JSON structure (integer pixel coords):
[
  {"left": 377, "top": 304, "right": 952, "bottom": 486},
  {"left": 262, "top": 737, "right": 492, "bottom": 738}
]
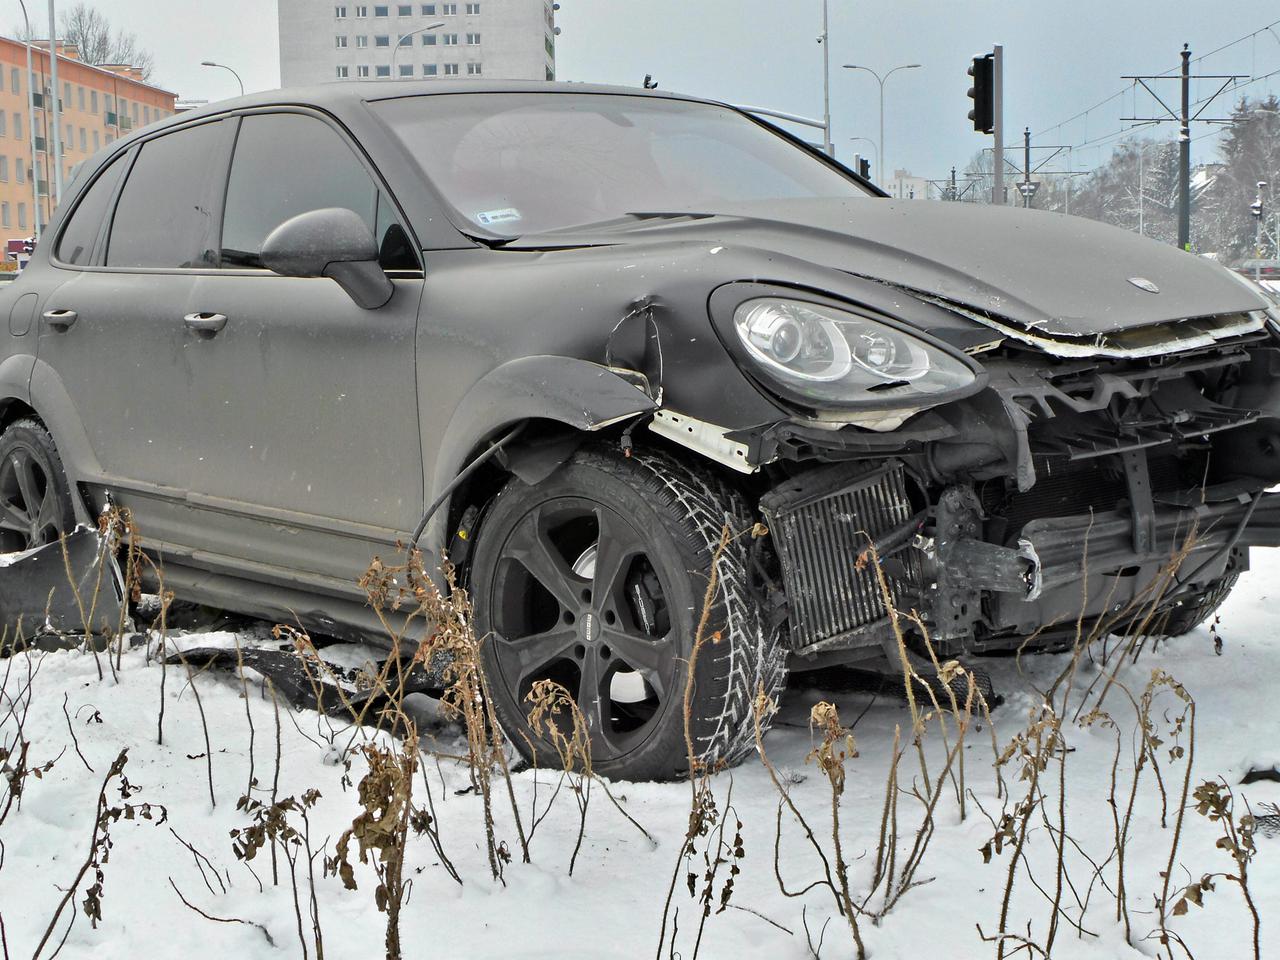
[
  {"left": 992, "top": 44, "right": 1004, "bottom": 205},
  {"left": 1178, "top": 44, "right": 1191, "bottom": 250},
  {"left": 16, "top": 0, "right": 41, "bottom": 238}
]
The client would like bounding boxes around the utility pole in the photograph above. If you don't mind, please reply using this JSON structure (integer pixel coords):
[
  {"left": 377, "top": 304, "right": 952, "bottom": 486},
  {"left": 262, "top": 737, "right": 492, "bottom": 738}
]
[
  {"left": 1021, "top": 127, "right": 1033, "bottom": 207},
  {"left": 1124, "top": 44, "right": 1244, "bottom": 252},
  {"left": 1252, "top": 182, "right": 1267, "bottom": 279},
  {"left": 820, "top": 0, "right": 832, "bottom": 156},
  {"left": 47, "top": 0, "right": 62, "bottom": 205}
]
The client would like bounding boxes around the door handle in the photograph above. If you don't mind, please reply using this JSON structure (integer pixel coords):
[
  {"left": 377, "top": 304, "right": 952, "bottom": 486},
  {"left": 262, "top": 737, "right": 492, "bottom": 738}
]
[
  {"left": 183, "top": 312, "right": 228, "bottom": 336},
  {"left": 43, "top": 309, "right": 78, "bottom": 331}
]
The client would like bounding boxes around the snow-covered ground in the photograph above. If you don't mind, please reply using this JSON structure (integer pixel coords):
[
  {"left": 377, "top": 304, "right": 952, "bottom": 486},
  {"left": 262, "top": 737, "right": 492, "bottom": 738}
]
[{"left": 3, "top": 553, "right": 1279, "bottom": 960}]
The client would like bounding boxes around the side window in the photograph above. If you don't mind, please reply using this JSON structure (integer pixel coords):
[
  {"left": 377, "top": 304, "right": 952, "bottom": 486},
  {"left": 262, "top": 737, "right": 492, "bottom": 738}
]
[
  {"left": 106, "top": 120, "right": 232, "bottom": 269},
  {"left": 56, "top": 151, "right": 128, "bottom": 266},
  {"left": 220, "top": 112, "right": 418, "bottom": 271}
]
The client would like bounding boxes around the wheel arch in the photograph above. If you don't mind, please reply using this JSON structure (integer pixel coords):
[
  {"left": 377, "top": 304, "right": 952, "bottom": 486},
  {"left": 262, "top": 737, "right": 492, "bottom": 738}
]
[{"left": 421, "top": 356, "right": 659, "bottom": 565}]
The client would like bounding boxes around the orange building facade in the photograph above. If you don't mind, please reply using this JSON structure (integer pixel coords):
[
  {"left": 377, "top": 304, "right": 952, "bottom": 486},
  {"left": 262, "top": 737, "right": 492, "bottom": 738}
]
[{"left": 0, "top": 35, "right": 177, "bottom": 241}]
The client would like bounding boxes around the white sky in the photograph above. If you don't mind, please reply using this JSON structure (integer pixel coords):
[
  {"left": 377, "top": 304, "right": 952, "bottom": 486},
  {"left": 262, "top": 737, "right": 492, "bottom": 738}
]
[{"left": 88, "top": 0, "right": 1280, "bottom": 178}]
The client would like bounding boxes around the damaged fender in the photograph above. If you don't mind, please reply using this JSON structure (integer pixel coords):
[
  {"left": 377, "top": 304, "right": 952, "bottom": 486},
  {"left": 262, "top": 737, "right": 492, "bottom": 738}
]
[{"left": 420, "top": 355, "right": 659, "bottom": 558}]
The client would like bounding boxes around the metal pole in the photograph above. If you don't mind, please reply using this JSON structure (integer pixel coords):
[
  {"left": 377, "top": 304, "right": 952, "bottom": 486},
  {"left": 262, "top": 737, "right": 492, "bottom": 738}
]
[
  {"left": 1023, "top": 127, "right": 1032, "bottom": 208},
  {"left": 1138, "top": 142, "right": 1145, "bottom": 236},
  {"left": 201, "top": 61, "right": 245, "bottom": 96},
  {"left": 17, "top": 0, "right": 40, "bottom": 239},
  {"left": 992, "top": 44, "right": 1004, "bottom": 205},
  {"left": 821, "top": 0, "right": 832, "bottom": 156},
  {"left": 878, "top": 77, "right": 885, "bottom": 189},
  {"left": 47, "top": 0, "right": 62, "bottom": 205},
  {"left": 1178, "top": 43, "right": 1191, "bottom": 251}
]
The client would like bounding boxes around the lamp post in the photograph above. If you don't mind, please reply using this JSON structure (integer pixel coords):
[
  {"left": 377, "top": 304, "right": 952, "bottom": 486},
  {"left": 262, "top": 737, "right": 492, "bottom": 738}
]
[
  {"left": 842, "top": 62, "right": 920, "bottom": 187},
  {"left": 46, "top": 0, "right": 62, "bottom": 205},
  {"left": 819, "top": 0, "right": 832, "bottom": 156},
  {"left": 391, "top": 22, "right": 444, "bottom": 78},
  {"left": 15, "top": 0, "right": 41, "bottom": 238},
  {"left": 200, "top": 60, "right": 245, "bottom": 96}
]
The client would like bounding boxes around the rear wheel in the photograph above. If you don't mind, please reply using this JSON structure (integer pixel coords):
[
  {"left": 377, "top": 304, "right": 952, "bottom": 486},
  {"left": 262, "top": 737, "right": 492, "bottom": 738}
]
[
  {"left": 471, "top": 446, "right": 787, "bottom": 781},
  {"left": 0, "top": 419, "right": 75, "bottom": 554}
]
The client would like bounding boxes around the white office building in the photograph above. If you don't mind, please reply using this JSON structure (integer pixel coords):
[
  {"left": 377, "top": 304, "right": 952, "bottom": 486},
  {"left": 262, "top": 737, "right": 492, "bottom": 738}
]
[{"left": 279, "top": 0, "right": 557, "bottom": 86}]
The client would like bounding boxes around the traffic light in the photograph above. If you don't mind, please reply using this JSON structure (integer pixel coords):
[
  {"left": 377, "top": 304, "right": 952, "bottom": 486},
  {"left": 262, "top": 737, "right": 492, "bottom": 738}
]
[
  {"left": 855, "top": 155, "right": 872, "bottom": 181},
  {"left": 21, "top": 237, "right": 34, "bottom": 255},
  {"left": 1253, "top": 199, "right": 1265, "bottom": 219},
  {"left": 968, "top": 53, "right": 995, "bottom": 134}
]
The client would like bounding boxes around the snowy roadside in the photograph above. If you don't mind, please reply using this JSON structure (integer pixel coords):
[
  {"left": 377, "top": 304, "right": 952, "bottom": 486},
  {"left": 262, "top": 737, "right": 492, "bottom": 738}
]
[{"left": 2, "top": 555, "right": 1279, "bottom": 959}]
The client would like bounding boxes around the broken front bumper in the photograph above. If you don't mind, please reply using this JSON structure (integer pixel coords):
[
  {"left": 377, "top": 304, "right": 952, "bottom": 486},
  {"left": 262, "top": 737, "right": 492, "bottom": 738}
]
[{"left": 762, "top": 459, "right": 1280, "bottom": 659}]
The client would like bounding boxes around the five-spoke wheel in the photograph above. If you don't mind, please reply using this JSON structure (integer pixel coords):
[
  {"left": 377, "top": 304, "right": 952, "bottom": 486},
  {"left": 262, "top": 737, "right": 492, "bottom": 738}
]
[{"left": 0, "top": 420, "right": 74, "bottom": 554}]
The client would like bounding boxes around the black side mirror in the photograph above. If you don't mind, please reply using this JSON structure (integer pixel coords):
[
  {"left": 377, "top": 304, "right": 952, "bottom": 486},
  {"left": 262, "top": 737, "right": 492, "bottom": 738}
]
[{"left": 261, "top": 207, "right": 394, "bottom": 310}]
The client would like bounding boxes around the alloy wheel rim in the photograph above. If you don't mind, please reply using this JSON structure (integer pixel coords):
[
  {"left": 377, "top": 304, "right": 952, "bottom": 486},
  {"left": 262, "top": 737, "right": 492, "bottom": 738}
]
[
  {"left": 0, "top": 446, "right": 59, "bottom": 553},
  {"left": 488, "top": 496, "right": 676, "bottom": 764}
]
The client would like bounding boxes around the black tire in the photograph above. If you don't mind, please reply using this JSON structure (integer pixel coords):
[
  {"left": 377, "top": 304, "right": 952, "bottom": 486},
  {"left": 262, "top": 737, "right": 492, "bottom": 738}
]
[
  {"left": 1158, "top": 573, "right": 1239, "bottom": 637},
  {"left": 471, "top": 445, "right": 788, "bottom": 781},
  {"left": 0, "top": 418, "right": 76, "bottom": 554}
]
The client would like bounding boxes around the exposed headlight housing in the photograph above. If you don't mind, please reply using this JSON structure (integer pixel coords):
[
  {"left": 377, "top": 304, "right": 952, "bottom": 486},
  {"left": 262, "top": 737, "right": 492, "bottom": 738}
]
[
  {"left": 731, "top": 297, "right": 978, "bottom": 407},
  {"left": 1224, "top": 268, "right": 1280, "bottom": 328}
]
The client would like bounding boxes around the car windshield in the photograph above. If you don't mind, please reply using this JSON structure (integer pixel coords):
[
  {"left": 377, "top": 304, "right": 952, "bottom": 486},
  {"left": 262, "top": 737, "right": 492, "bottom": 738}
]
[{"left": 372, "top": 92, "right": 873, "bottom": 237}]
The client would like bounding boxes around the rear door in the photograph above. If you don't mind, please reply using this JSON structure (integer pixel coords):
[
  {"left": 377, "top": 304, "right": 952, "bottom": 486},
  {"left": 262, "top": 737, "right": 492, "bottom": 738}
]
[
  {"left": 182, "top": 110, "right": 425, "bottom": 590},
  {"left": 35, "top": 119, "right": 236, "bottom": 549}
]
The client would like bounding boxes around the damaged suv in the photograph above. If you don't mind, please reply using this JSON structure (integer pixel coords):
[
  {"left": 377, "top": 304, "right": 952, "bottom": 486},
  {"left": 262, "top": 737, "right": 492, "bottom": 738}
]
[{"left": 4, "top": 82, "right": 1280, "bottom": 780}]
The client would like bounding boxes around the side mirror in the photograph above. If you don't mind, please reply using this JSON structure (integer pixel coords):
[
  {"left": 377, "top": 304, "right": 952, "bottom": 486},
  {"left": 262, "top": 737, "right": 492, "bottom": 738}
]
[{"left": 261, "top": 207, "right": 394, "bottom": 310}]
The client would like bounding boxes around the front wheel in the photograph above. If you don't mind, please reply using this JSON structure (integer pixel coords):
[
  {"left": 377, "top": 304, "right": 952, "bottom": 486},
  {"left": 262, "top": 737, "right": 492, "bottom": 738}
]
[
  {"left": 0, "top": 418, "right": 76, "bottom": 554},
  {"left": 470, "top": 446, "right": 787, "bottom": 781}
]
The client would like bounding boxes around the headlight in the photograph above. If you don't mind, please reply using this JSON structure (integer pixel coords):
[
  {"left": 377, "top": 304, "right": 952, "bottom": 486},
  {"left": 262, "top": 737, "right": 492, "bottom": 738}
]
[
  {"left": 1224, "top": 268, "right": 1280, "bottom": 326},
  {"left": 732, "top": 297, "right": 977, "bottom": 406}
]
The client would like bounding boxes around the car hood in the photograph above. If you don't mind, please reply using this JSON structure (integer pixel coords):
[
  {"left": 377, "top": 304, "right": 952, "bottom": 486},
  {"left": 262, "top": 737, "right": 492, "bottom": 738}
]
[{"left": 507, "top": 198, "right": 1267, "bottom": 339}]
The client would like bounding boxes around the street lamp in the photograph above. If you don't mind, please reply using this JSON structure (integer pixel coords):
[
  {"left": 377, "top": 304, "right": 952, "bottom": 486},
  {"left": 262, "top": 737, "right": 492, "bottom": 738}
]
[
  {"left": 15, "top": 0, "right": 42, "bottom": 239},
  {"left": 391, "top": 22, "right": 445, "bottom": 78},
  {"left": 200, "top": 60, "right": 245, "bottom": 97},
  {"left": 842, "top": 62, "right": 921, "bottom": 187}
]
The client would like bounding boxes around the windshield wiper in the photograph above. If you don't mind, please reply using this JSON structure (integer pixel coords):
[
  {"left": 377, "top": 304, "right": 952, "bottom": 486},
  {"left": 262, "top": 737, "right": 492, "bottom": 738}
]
[{"left": 521, "top": 211, "right": 720, "bottom": 238}]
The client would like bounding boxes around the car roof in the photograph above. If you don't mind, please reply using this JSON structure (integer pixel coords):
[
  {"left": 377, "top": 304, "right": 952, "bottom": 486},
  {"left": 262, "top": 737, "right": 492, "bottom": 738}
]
[{"left": 150, "top": 80, "right": 718, "bottom": 132}]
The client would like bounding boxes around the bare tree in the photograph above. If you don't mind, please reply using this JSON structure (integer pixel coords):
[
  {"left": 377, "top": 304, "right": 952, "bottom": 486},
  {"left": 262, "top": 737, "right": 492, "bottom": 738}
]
[{"left": 18, "top": 2, "right": 155, "bottom": 79}]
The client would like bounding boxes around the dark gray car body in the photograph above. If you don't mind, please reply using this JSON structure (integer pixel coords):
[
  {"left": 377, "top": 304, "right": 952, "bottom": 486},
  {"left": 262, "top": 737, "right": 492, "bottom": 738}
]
[{"left": 3, "top": 80, "right": 1280, "bottom": 660}]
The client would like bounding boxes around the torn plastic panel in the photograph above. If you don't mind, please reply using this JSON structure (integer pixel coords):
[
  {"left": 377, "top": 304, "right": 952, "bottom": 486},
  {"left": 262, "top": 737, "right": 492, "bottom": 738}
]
[{"left": 0, "top": 527, "right": 124, "bottom": 640}]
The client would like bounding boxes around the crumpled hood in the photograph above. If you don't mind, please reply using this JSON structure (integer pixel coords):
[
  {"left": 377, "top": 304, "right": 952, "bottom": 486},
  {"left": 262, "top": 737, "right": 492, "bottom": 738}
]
[{"left": 511, "top": 198, "right": 1267, "bottom": 337}]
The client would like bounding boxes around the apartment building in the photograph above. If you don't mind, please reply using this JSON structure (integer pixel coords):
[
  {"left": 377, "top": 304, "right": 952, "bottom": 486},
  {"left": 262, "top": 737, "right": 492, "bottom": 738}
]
[
  {"left": 279, "top": 0, "right": 556, "bottom": 86},
  {"left": 0, "top": 35, "right": 177, "bottom": 235}
]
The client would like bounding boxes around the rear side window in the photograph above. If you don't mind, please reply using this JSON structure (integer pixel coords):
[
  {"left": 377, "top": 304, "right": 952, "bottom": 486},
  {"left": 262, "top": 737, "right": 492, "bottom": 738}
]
[
  {"left": 106, "top": 120, "right": 232, "bottom": 269},
  {"left": 57, "top": 151, "right": 127, "bottom": 265},
  {"left": 220, "top": 112, "right": 417, "bottom": 270}
]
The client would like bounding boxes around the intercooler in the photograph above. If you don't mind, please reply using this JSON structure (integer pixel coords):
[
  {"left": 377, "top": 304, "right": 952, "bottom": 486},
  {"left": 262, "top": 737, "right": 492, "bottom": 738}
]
[{"left": 760, "top": 462, "right": 922, "bottom": 654}]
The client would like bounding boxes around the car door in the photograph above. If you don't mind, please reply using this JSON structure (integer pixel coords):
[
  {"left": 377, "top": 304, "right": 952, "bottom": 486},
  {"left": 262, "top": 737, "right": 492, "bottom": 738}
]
[
  {"left": 35, "top": 118, "right": 237, "bottom": 551},
  {"left": 182, "top": 109, "right": 425, "bottom": 591}
]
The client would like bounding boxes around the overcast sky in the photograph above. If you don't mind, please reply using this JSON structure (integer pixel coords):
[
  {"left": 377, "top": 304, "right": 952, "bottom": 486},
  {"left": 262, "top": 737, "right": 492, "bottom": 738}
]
[{"left": 98, "top": 0, "right": 1280, "bottom": 179}]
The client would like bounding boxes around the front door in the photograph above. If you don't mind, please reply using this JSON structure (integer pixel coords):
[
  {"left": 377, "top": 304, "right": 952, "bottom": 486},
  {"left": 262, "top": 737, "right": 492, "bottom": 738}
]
[{"left": 180, "top": 110, "right": 425, "bottom": 591}]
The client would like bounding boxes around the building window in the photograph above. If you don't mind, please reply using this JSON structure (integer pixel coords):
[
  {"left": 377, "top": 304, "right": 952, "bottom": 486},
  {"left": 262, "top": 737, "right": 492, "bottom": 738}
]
[
  {"left": 422, "top": 33, "right": 436, "bottom": 44},
  {"left": 398, "top": 33, "right": 413, "bottom": 45},
  {"left": 356, "top": 35, "right": 369, "bottom": 47},
  {"left": 336, "top": 35, "right": 348, "bottom": 47},
  {"left": 63, "top": 81, "right": 71, "bottom": 104},
  {"left": 335, "top": 4, "right": 347, "bottom": 15},
  {"left": 18, "top": 203, "right": 26, "bottom": 230},
  {"left": 398, "top": 3, "right": 412, "bottom": 13},
  {"left": 79, "top": 128, "right": 86, "bottom": 151},
  {"left": 374, "top": 4, "right": 388, "bottom": 14},
  {"left": 336, "top": 65, "right": 350, "bottom": 78},
  {"left": 421, "top": 3, "right": 436, "bottom": 12},
  {"left": 355, "top": 4, "right": 367, "bottom": 15},
  {"left": 16, "top": 160, "right": 23, "bottom": 183},
  {"left": 357, "top": 65, "right": 370, "bottom": 77},
  {"left": 442, "top": 2, "right": 457, "bottom": 13},
  {"left": 13, "top": 114, "right": 21, "bottom": 140},
  {"left": 375, "top": 65, "right": 391, "bottom": 77},
  {"left": 1, "top": 203, "right": 8, "bottom": 227},
  {"left": 467, "top": 62, "right": 482, "bottom": 75},
  {"left": 443, "top": 33, "right": 458, "bottom": 44},
  {"left": 90, "top": 90, "right": 98, "bottom": 113},
  {"left": 423, "top": 63, "right": 438, "bottom": 76},
  {"left": 0, "top": 158, "right": 7, "bottom": 181},
  {"left": 466, "top": 32, "right": 480, "bottom": 44},
  {"left": 9, "top": 68, "right": 18, "bottom": 95},
  {"left": 399, "top": 64, "right": 413, "bottom": 77},
  {"left": 77, "top": 86, "right": 85, "bottom": 110},
  {"left": 93, "top": 130, "right": 99, "bottom": 150},
  {"left": 143, "top": 106, "right": 151, "bottom": 125},
  {"left": 375, "top": 35, "right": 390, "bottom": 46},
  {"left": 443, "top": 63, "right": 459, "bottom": 75},
  {"left": 466, "top": 3, "right": 479, "bottom": 12},
  {"left": 0, "top": 113, "right": 6, "bottom": 137}
]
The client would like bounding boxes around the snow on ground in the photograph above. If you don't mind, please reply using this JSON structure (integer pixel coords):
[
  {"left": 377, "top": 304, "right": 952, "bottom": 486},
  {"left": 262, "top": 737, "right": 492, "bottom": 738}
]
[{"left": 3, "top": 553, "right": 1280, "bottom": 960}]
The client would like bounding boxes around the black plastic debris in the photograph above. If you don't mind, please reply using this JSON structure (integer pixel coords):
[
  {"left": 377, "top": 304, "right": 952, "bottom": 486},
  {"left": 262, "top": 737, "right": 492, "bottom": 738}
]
[{"left": 0, "top": 528, "right": 124, "bottom": 641}]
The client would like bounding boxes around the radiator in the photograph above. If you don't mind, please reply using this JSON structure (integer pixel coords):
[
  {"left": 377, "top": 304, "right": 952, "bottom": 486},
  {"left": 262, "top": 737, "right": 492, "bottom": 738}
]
[{"left": 760, "top": 462, "right": 921, "bottom": 654}]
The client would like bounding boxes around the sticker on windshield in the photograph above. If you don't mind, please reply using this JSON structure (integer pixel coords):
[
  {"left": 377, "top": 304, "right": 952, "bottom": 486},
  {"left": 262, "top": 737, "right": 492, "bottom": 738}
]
[{"left": 476, "top": 208, "right": 523, "bottom": 227}]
